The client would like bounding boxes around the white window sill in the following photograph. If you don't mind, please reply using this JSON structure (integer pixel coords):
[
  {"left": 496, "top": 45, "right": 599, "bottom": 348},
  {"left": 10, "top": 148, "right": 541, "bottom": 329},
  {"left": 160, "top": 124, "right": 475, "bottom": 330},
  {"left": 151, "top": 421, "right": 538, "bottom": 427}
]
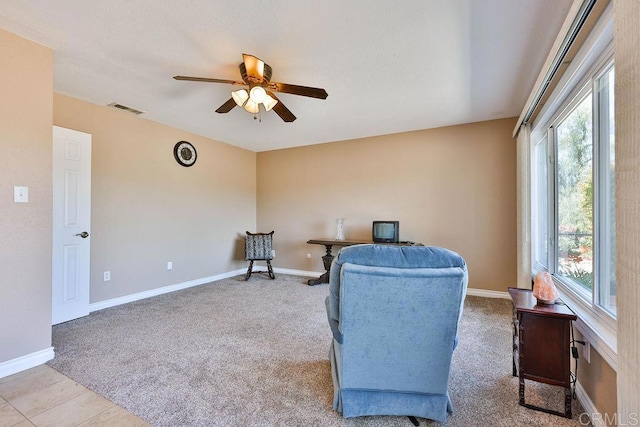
[{"left": 552, "top": 278, "right": 618, "bottom": 372}]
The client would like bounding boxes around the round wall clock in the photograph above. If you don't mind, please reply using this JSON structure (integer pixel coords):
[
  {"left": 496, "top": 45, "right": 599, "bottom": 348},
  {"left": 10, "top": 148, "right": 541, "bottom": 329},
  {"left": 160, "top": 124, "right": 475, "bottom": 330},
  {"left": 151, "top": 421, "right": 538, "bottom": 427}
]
[{"left": 173, "top": 141, "right": 197, "bottom": 167}]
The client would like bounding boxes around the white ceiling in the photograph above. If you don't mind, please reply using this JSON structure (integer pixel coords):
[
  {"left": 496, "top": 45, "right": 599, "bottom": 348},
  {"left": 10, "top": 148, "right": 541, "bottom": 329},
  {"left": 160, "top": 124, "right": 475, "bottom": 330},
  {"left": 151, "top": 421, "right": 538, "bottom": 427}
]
[{"left": 0, "top": 0, "right": 572, "bottom": 152}]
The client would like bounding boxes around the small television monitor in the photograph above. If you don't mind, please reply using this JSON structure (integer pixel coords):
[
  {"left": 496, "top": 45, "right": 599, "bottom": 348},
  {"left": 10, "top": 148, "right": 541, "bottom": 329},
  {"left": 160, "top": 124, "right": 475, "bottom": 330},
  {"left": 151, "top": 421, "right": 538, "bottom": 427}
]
[{"left": 372, "top": 221, "right": 399, "bottom": 243}]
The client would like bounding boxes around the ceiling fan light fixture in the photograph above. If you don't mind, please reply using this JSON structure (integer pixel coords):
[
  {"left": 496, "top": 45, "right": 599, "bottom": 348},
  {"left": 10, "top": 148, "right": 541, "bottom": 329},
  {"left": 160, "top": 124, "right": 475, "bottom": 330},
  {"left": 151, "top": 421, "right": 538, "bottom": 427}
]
[
  {"left": 231, "top": 89, "right": 249, "bottom": 107},
  {"left": 263, "top": 94, "right": 278, "bottom": 112},
  {"left": 244, "top": 98, "right": 260, "bottom": 114},
  {"left": 249, "top": 86, "right": 267, "bottom": 104}
]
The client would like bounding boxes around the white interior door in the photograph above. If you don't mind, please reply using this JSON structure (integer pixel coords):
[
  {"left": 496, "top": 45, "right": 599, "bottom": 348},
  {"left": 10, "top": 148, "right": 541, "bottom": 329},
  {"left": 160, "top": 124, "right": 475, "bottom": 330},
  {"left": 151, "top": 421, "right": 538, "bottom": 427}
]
[{"left": 52, "top": 126, "right": 91, "bottom": 325}]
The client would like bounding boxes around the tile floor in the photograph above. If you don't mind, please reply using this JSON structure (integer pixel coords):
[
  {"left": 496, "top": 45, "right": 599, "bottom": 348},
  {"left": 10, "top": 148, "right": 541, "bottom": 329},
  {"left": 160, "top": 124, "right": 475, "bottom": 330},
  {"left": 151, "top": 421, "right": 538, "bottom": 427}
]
[{"left": 0, "top": 365, "right": 149, "bottom": 427}]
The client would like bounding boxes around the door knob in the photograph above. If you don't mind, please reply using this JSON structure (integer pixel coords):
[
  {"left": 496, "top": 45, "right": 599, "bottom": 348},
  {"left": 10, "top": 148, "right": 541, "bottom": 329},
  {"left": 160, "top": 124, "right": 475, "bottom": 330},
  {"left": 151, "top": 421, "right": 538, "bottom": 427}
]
[{"left": 75, "top": 231, "right": 90, "bottom": 238}]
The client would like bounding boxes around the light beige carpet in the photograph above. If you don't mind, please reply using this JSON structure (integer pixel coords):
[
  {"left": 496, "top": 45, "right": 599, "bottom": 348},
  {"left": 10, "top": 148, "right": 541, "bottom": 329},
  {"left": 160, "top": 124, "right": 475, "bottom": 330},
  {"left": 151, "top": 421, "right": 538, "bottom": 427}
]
[{"left": 48, "top": 274, "right": 588, "bottom": 426}]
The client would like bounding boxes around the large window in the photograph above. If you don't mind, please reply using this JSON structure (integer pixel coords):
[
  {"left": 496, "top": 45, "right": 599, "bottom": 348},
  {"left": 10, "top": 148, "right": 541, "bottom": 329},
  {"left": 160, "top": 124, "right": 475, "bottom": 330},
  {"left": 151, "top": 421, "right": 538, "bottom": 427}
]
[
  {"left": 556, "top": 92, "right": 593, "bottom": 293},
  {"left": 531, "top": 60, "right": 616, "bottom": 319}
]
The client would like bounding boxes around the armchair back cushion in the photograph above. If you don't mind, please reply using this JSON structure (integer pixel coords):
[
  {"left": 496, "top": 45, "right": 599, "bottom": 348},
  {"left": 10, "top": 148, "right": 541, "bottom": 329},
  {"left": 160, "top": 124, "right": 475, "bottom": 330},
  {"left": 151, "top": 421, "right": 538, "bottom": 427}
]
[{"left": 325, "top": 244, "right": 468, "bottom": 422}]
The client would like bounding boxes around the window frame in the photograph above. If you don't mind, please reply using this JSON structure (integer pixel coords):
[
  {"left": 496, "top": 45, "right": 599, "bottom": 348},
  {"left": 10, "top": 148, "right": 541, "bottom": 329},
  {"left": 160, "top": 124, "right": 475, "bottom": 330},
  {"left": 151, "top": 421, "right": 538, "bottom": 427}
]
[
  {"left": 593, "top": 63, "right": 616, "bottom": 317},
  {"left": 531, "top": 132, "right": 551, "bottom": 274},
  {"left": 529, "top": 5, "right": 617, "bottom": 369}
]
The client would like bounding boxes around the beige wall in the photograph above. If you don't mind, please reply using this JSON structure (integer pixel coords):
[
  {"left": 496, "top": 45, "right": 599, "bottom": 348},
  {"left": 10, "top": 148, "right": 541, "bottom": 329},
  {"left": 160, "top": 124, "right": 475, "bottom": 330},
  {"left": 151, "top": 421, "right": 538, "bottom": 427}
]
[
  {"left": 0, "top": 31, "right": 53, "bottom": 362},
  {"left": 257, "top": 118, "right": 517, "bottom": 291},
  {"left": 574, "top": 330, "right": 617, "bottom": 423},
  {"left": 53, "top": 94, "right": 256, "bottom": 303}
]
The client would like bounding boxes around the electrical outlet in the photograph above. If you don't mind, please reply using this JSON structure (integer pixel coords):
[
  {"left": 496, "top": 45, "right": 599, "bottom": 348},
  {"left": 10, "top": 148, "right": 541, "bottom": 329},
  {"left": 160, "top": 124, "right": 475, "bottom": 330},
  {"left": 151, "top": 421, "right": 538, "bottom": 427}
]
[
  {"left": 104, "top": 271, "right": 111, "bottom": 281},
  {"left": 14, "top": 186, "right": 29, "bottom": 203},
  {"left": 583, "top": 341, "right": 591, "bottom": 363},
  {"left": 271, "top": 250, "right": 276, "bottom": 258},
  {"left": 167, "top": 261, "right": 173, "bottom": 271}
]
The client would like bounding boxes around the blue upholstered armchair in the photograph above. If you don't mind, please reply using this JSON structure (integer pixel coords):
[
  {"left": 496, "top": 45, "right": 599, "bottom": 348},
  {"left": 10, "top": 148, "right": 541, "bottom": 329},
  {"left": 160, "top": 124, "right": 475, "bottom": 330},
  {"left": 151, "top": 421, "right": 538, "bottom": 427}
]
[{"left": 325, "top": 244, "right": 468, "bottom": 423}]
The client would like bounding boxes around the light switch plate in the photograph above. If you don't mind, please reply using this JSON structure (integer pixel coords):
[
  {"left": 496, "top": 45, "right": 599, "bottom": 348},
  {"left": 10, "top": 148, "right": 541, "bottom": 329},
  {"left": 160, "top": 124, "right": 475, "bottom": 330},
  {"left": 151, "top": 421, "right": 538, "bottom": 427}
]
[{"left": 14, "top": 186, "right": 28, "bottom": 203}]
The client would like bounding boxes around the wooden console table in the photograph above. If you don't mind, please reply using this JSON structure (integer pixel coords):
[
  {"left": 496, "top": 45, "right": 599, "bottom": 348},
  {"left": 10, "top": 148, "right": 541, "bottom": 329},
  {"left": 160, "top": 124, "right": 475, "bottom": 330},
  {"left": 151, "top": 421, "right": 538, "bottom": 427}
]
[
  {"left": 306, "top": 239, "right": 420, "bottom": 286},
  {"left": 508, "top": 287, "right": 577, "bottom": 418},
  {"left": 306, "top": 239, "right": 370, "bottom": 286}
]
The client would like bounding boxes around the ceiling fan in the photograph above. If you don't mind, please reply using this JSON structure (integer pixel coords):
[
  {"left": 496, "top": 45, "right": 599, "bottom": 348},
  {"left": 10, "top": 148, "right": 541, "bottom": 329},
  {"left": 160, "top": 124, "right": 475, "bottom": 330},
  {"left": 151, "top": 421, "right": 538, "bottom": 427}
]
[{"left": 174, "top": 53, "right": 328, "bottom": 122}]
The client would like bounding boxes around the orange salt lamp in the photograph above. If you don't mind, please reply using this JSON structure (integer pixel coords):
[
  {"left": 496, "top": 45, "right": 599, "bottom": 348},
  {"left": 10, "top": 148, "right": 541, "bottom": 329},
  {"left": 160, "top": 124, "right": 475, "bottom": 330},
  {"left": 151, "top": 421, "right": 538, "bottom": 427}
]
[{"left": 533, "top": 271, "right": 559, "bottom": 304}]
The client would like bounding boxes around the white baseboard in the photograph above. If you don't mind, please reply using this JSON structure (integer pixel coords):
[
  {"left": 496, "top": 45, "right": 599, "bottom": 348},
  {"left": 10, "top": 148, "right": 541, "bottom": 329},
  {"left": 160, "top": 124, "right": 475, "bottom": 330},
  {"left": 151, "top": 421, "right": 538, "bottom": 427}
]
[
  {"left": 89, "top": 269, "right": 246, "bottom": 312},
  {"left": 250, "top": 267, "right": 323, "bottom": 283},
  {"left": 575, "top": 380, "right": 603, "bottom": 426},
  {"left": 466, "top": 288, "right": 511, "bottom": 299},
  {"left": 0, "top": 347, "right": 55, "bottom": 379},
  {"left": 273, "top": 267, "right": 322, "bottom": 277}
]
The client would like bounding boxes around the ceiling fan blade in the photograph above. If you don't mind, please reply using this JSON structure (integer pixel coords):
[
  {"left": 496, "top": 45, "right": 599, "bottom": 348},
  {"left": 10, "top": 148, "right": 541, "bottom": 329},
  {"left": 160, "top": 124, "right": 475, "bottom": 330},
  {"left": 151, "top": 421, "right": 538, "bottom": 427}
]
[
  {"left": 240, "top": 54, "right": 272, "bottom": 84},
  {"left": 267, "top": 91, "right": 296, "bottom": 122},
  {"left": 215, "top": 98, "right": 237, "bottom": 114},
  {"left": 269, "top": 82, "right": 328, "bottom": 99},
  {"left": 242, "top": 54, "right": 264, "bottom": 79},
  {"left": 174, "top": 76, "right": 244, "bottom": 85}
]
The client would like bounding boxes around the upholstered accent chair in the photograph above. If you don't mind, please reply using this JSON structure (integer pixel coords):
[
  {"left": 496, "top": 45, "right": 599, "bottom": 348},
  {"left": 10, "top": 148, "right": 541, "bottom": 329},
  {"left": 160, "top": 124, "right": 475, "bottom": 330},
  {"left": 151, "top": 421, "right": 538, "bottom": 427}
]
[
  {"left": 244, "top": 231, "right": 275, "bottom": 281},
  {"left": 325, "top": 244, "right": 468, "bottom": 423}
]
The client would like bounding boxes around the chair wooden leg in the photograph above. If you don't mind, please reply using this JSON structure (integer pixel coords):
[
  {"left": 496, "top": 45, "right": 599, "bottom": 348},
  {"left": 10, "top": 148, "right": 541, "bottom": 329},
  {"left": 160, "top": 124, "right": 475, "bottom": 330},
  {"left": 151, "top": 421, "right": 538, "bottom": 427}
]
[
  {"left": 245, "top": 260, "right": 254, "bottom": 281},
  {"left": 267, "top": 260, "right": 275, "bottom": 279}
]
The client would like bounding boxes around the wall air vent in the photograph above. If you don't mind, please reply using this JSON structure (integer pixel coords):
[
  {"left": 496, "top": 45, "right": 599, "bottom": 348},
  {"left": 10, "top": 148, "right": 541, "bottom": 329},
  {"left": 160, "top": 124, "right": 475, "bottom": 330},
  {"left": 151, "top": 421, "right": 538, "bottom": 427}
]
[{"left": 106, "top": 102, "right": 145, "bottom": 115}]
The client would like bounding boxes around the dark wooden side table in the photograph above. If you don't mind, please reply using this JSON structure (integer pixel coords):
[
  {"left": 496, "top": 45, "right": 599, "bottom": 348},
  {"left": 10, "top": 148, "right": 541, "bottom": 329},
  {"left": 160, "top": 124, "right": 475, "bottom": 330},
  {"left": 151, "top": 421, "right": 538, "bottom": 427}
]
[
  {"left": 508, "top": 287, "right": 577, "bottom": 418},
  {"left": 306, "top": 239, "right": 370, "bottom": 285},
  {"left": 306, "top": 239, "right": 422, "bottom": 286}
]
